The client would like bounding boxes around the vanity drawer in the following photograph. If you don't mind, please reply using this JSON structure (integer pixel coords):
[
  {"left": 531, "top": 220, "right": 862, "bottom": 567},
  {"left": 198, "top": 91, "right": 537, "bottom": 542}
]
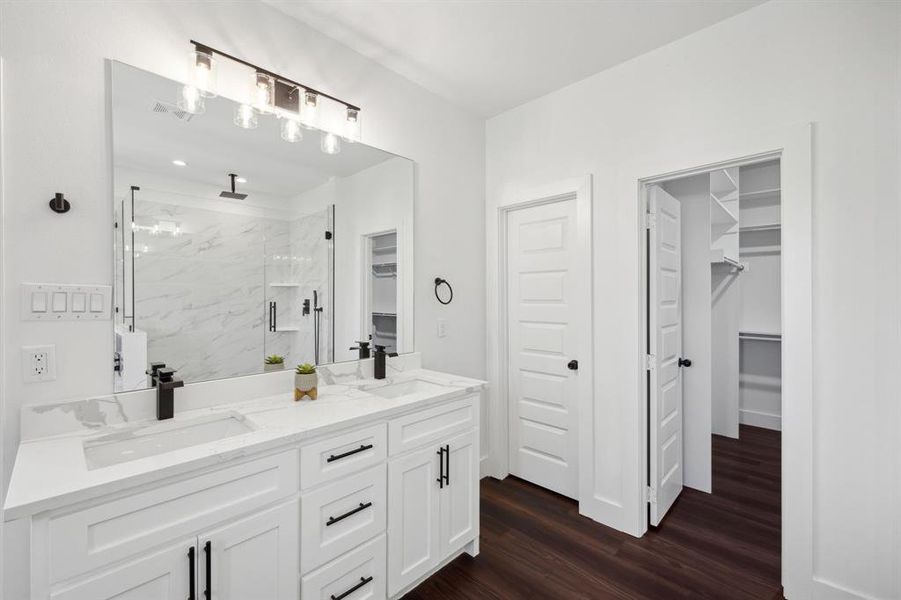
[
  {"left": 300, "top": 423, "right": 387, "bottom": 490},
  {"left": 43, "top": 449, "right": 298, "bottom": 585},
  {"left": 388, "top": 395, "right": 477, "bottom": 456},
  {"left": 301, "top": 534, "right": 386, "bottom": 600},
  {"left": 300, "top": 464, "right": 386, "bottom": 574}
]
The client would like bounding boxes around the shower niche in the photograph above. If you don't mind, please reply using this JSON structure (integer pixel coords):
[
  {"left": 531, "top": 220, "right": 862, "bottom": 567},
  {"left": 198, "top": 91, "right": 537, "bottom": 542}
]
[{"left": 111, "top": 62, "right": 414, "bottom": 391}]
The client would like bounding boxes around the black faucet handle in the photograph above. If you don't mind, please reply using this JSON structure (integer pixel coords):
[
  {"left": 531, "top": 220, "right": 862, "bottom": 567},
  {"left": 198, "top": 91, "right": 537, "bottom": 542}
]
[
  {"left": 353, "top": 340, "right": 371, "bottom": 348},
  {"left": 374, "top": 345, "right": 387, "bottom": 353},
  {"left": 156, "top": 367, "right": 178, "bottom": 383},
  {"left": 147, "top": 362, "right": 166, "bottom": 376}
]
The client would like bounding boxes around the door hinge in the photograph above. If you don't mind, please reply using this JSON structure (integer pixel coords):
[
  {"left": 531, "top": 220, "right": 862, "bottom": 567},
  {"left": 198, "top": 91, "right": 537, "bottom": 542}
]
[
  {"left": 647, "top": 485, "right": 657, "bottom": 504},
  {"left": 645, "top": 212, "right": 656, "bottom": 229},
  {"left": 645, "top": 354, "right": 656, "bottom": 370}
]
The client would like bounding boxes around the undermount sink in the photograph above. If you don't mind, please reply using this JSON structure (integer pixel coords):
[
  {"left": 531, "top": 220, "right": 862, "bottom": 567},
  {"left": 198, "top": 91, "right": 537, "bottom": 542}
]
[
  {"left": 83, "top": 412, "right": 254, "bottom": 470},
  {"left": 367, "top": 379, "right": 445, "bottom": 399}
]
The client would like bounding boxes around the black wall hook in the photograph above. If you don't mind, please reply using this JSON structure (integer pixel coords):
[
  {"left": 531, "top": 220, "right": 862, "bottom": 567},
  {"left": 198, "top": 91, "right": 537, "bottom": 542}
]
[
  {"left": 49, "top": 193, "right": 70, "bottom": 214},
  {"left": 434, "top": 277, "right": 454, "bottom": 305}
]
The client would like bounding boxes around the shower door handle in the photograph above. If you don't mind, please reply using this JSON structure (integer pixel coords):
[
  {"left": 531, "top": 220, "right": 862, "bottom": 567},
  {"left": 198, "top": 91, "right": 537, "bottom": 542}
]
[{"left": 268, "top": 301, "right": 276, "bottom": 332}]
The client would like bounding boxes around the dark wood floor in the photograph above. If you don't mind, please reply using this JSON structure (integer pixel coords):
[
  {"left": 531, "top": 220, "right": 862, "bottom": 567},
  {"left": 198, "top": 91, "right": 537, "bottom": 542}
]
[{"left": 407, "top": 425, "right": 781, "bottom": 599}]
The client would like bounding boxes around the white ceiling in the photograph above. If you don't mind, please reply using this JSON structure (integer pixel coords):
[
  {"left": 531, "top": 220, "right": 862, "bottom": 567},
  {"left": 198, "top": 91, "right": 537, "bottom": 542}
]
[{"left": 267, "top": 0, "right": 765, "bottom": 117}]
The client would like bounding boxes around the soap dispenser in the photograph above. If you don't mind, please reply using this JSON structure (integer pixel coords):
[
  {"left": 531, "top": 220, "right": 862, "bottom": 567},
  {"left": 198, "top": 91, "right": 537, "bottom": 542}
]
[{"left": 373, "top": 345, "right": 387, "bottom": 380}]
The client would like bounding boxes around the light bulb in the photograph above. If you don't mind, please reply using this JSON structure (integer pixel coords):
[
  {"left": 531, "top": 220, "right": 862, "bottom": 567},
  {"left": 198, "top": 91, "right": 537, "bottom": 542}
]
[
  {"left": 253, "top": 72, "right": 274, "bottom": 112},
  {"left": 281, "top": 118, "right": 303, "bottom": 143},
  {"left": 178, "top": 85, "right": 205, "bottom": 115},
  {"left": 321, "top": 131, "right": 341, "bottom": 155},
  {"left": 344, "top": 108, "right": 361, "bottom": 143},
  {"left": 189, "top": 49, "right": 217, "bottom": 97},
  {"left": 234, "top": 103, "right": 258, "bottom": 129},
  {"left": 300, "top": 90, "right": 318, "bottom": 128}
]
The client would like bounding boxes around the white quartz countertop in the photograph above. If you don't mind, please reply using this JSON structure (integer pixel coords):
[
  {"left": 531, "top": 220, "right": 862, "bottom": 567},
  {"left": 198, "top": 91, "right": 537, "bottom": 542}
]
[{"left": 4, "top": 368, "right": 484, "bottom": 520}]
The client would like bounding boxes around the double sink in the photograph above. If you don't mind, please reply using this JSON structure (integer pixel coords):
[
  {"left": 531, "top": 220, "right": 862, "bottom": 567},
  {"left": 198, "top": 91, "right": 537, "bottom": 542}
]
[{"left": 82, "top": 378, "right": 444, "bottom": 470}]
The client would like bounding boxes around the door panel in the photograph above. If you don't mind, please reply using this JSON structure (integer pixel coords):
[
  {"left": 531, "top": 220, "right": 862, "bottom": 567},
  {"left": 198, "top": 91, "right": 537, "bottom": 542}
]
[
  {"left": 440, "top": 430, "right": 478, "bottom": 555},
  {"left": 50, "top": 539, "right": 193, "bottom": 600},
  {"left": 506, "top": 198, "right": 587, "bottom": 499},
  {"left": 649, "top": 185, "right": 684, "bottom": 526},
  {"left": 202, "top": 499, "right": 298, "bottom": 600},
  {"left": 387, "top": 444, "right": 441, "bottom": 596}
]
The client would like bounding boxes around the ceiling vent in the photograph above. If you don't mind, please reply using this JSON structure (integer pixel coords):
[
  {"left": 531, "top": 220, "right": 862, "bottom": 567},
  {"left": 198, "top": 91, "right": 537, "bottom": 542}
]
[{"left": 148, "top": 99, "right": 195, "bottom": 122}]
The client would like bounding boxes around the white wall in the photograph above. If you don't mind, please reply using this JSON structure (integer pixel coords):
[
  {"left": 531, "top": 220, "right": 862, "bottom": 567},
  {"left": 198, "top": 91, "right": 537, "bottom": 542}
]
[
  {"left": 0, "top": 0, "right": 484, "bottom": 523},
  {"left": 486, "top": 2, "right": 899, "bottom": 598}
]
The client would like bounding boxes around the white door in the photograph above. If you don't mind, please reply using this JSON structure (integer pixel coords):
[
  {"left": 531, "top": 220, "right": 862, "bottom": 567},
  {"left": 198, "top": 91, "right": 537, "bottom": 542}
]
[
  {"left": 648, "top": 185, "right": 685, "bottom": 526},
  {"left": 201, "top": 500, "right": 299, "bottom": 600},
  {"left": 439, "top": 429, "right": 478, "bottom": 555},
  {"left": 506, "top": 197, "right": 589, "bottom": 499},
  {"left": 387, "top": 443, "right": 441, "bottom": 596},
  {"left": 51, "top": 540, "right": 194, "bottom": 600}
]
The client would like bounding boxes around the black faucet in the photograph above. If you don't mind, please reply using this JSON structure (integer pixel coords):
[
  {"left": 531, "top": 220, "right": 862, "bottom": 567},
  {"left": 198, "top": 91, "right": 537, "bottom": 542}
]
[
  {"left": 150, "top": 364, "right": 183, "bottom": 420},
  {"left": 350, "top": 340, "right": 371, "bottom": 359},
  {"left": 373, "top": 345, "right": 387, "bottom": 380}
]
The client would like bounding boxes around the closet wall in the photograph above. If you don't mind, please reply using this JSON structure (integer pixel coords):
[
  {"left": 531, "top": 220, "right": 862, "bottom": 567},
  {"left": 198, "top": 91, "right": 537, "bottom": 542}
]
[{"left": 738, "top": 161, "right": 782, "bottom": 430}]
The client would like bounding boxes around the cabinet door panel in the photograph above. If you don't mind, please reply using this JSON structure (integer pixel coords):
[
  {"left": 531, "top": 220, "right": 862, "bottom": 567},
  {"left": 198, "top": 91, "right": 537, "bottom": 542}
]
[
  {"left": 50, "top": 539, "right": 193, "bottom": 600},
  {"left": 440, "top": 430, "right": 479, "bottom": 555},
  {"left": 387, "top": 444, "right": 441, "bottom": 596},
  {"left": 202, "top": 499, "right": 299, "bottom": 600}
]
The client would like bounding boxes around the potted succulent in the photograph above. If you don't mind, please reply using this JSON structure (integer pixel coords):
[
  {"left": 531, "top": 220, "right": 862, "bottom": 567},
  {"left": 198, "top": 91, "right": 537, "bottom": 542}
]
[
  {"left": 294, "top": 363, "right": 318, "bottom": 401},
  {"left": 264, "top": 355, "right": 285, "bottom": 372}
]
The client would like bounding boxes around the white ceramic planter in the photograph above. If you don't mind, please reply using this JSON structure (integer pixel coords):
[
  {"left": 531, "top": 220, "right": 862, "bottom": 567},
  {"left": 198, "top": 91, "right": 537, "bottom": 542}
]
[{"left": 294, "top": 372, "right": 318, "bottom": 400}]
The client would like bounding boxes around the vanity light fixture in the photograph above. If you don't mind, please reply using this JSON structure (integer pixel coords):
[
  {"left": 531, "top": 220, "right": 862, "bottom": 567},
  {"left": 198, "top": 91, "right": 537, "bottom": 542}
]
[
  {"left": 236, "top": 176, "right": 247, "bottom": 184},
  {"left": 171, "top": 159, "right": 187, "bottom": 167},
  {"left": 185, "top": 40, "right": 362, "bottom": 152},
  {"left": 281, "top": 117, "right": 303, "bottom": 143},
  {"left": 321, "top": 131, "right": 341, "bottom": 155},
  {"left": 234, "top": 103, "right": 258, "bottom": 129}
]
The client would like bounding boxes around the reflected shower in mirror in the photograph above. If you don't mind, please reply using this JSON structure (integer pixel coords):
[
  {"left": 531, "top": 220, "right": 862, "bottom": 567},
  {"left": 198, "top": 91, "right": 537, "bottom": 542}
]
[{"left": 112, "top": 62, "right": 413, "bottom": 392}]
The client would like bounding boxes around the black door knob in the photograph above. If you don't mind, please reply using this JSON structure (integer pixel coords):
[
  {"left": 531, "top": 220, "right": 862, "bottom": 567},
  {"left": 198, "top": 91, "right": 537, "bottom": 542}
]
[
  {"left": 567, "top": 359, "right": 579, "bottom": 371},
  {"left": 678, "top": 358, "right": 692, "bottom": 368}
]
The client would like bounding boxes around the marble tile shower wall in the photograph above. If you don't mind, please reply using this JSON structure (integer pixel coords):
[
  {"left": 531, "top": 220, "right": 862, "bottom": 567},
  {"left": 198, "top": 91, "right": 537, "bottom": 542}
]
[{"left": 124, "top": 197, "right": 333, "bottom": 384}]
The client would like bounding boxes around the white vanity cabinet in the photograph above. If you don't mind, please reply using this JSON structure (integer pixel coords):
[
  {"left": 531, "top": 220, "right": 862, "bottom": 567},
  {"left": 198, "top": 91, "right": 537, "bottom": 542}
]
[
  {"left": 386, "top": 396, "right": 480, "bottom": 596},
  {"left": 20, "top": 388, "right": 481, "bottom": 600}
]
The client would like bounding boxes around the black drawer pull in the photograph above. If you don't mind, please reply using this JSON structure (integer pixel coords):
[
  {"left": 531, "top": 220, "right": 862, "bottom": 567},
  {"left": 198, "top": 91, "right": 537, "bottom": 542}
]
[
  {"left": 327, "top": 444, "right": 374, "bottom": 463},
  {"left": 203, "top": 540, "right": 211, "bottom": 599},
  {"left": 326, "top": 502, "right": 372, "bottom": 526},
  {"left": 436, "top": 447, "right": 446, "bottom": 488},
  {"left": 331, "top": 576, "right": 373, "bottom": 600}
]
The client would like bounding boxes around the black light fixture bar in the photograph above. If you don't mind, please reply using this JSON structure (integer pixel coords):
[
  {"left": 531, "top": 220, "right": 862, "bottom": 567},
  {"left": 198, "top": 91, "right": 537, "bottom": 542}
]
[{"left": 190, "top": 40, "right": 361, "bottom": 112}]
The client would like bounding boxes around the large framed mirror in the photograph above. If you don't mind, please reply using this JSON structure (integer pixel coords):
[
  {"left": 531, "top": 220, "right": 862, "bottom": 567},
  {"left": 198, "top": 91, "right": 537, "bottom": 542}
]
[{"left": 111, "top": 62, "right": 414, "bottom": 392}]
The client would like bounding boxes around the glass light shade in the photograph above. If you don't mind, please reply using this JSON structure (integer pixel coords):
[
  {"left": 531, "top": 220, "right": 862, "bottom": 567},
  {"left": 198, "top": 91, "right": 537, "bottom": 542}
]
[
  {"left": 300, "top": 91, "right": 319, "bottom": 128},
  {"left": 253, "top": 72, "right": 274, "bottom": 111},
  {"left": 344, "top": 108, "right": 361, "bottom": 143},
  {"left": 189, "top": 50, "right": 217, "bottom": 97},
  {"left": 233, "top": 103, "right": 258, "bottom": 129},
  {"left": 280, "top": 118, "right": 303, "bottom": 143},
  {"left": 177, "top": 85, "right": 205, "bottom": 115},
  {"left": 320, "top": 131, "right": 341, "bottom": 155}
]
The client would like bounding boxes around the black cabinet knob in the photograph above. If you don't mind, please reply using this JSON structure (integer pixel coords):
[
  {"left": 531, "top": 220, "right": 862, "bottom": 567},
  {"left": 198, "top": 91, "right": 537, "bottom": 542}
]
[
  {"left": 567, "top": 359, "right": 579, "bottom": 371},
  {"left": 678, "top": 358, "right": 692, "bottom": 368}
]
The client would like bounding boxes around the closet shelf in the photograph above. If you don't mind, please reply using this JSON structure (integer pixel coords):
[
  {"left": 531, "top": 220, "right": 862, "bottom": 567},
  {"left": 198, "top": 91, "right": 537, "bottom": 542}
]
[
  {"left": 739, "top": 223, "right": 781, "bottom": 233},
  {"left": 372, "top": 311, "right": 397, "bottom": 318},
  {"left": 710, "top": 194, "right": 738, "bottom": 228},
  {"left": 739, "top": 331, "right": 781, "bottom": 342},
  {"left": 710, "top": 169, "right": 738, "bottom": 197},
  {"left": 373, "top": 245, "right": 397, "bottom": 253},
  {"left": 269, "top": 282, "right": 301, "bottom": 287},
  {"left": 272, "top": 327, "right": 299, "bottom": 332},
  {"left": 709, "top": 250, "right": 744, "bottom": 270},
  {"left": 739, "top": 187, "right": 781, "bottom": 202}
]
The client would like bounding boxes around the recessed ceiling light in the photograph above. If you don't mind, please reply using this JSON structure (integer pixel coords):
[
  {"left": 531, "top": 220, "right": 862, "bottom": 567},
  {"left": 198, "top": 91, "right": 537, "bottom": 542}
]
[
  {"left": 236, "top": 177, "right": 247, "bottom": 183},
  {"left": 172, "top": 159, "right": 187, "bottom": 167}
]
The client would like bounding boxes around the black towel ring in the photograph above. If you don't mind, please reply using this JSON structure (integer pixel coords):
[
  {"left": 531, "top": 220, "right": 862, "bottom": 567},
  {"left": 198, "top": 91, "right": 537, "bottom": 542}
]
[{"left": 434, "top": 277, "right": 453, "bottom": 305}]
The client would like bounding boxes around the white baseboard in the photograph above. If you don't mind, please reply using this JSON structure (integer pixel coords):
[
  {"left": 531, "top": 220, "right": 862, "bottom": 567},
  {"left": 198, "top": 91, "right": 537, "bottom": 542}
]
[
  {"left": 811, "top": 577, "right": 882, "bottom": 600},
  {"left": 739, "top": 408, "right": 781, "bottom": 431}
]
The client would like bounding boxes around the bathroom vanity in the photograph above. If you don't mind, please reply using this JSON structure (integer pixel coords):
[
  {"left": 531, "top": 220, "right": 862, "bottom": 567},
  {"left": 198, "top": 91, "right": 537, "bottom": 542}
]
[{"left": 4, "top": 357, "right": 483, "bottom": 599}]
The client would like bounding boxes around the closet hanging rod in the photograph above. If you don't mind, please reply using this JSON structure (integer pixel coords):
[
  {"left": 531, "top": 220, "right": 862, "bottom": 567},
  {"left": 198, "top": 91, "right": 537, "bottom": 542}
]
[{"left": 722, "top": 256, "right": 745, "bottom": 271}]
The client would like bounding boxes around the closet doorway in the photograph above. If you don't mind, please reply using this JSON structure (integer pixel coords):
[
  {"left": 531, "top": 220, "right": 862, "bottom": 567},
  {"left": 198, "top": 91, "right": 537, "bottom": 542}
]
[
  {"left": 502, "top": 191, "right": 591, "bottom": 500},
  {"left": 645, "top": 159, "right": 783, "bottom": 527}
]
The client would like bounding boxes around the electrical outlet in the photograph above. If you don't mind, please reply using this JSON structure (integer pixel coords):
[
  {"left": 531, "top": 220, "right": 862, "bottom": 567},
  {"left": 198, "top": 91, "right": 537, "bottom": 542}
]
[
  {"left": 437, "top": 319, "right": 448, "bottom": 338},
  {"left": 22, "top": 345, "right": 56, "bottom": 382}
]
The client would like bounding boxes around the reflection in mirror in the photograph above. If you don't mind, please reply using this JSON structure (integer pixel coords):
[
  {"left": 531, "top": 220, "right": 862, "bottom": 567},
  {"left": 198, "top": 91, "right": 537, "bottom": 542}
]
[{"left": 112, "top": 62, "right": 414, "bottom": 392}]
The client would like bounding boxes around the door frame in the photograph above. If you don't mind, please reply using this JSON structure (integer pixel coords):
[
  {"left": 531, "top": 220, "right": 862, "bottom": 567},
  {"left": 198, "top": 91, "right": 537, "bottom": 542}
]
[
  {"left": 486, "top": 176, "right": 593, "bottom": 497},
  {"left": 635, "top": 127, "right": 812, "bottom": 598},
  {"left": 361, "top": 228, "right": 399, "bottom": 351}
]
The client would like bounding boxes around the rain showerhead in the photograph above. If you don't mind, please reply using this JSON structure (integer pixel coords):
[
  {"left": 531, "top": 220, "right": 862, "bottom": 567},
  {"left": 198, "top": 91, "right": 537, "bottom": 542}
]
[{"left": 220, "top": 173, "right": 248, "bottom": 200}]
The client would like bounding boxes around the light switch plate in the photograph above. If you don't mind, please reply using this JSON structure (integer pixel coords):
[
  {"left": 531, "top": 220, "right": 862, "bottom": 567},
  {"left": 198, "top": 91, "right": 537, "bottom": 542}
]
[
  {"left": 21, "top": 283, "right": 112, "bottom": 321},
  {"left": 437, "top": 319, "right": 448, "bottom": 338},
  {"left": 22, "top": 345, "right": 56, "bottom": 382}
]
